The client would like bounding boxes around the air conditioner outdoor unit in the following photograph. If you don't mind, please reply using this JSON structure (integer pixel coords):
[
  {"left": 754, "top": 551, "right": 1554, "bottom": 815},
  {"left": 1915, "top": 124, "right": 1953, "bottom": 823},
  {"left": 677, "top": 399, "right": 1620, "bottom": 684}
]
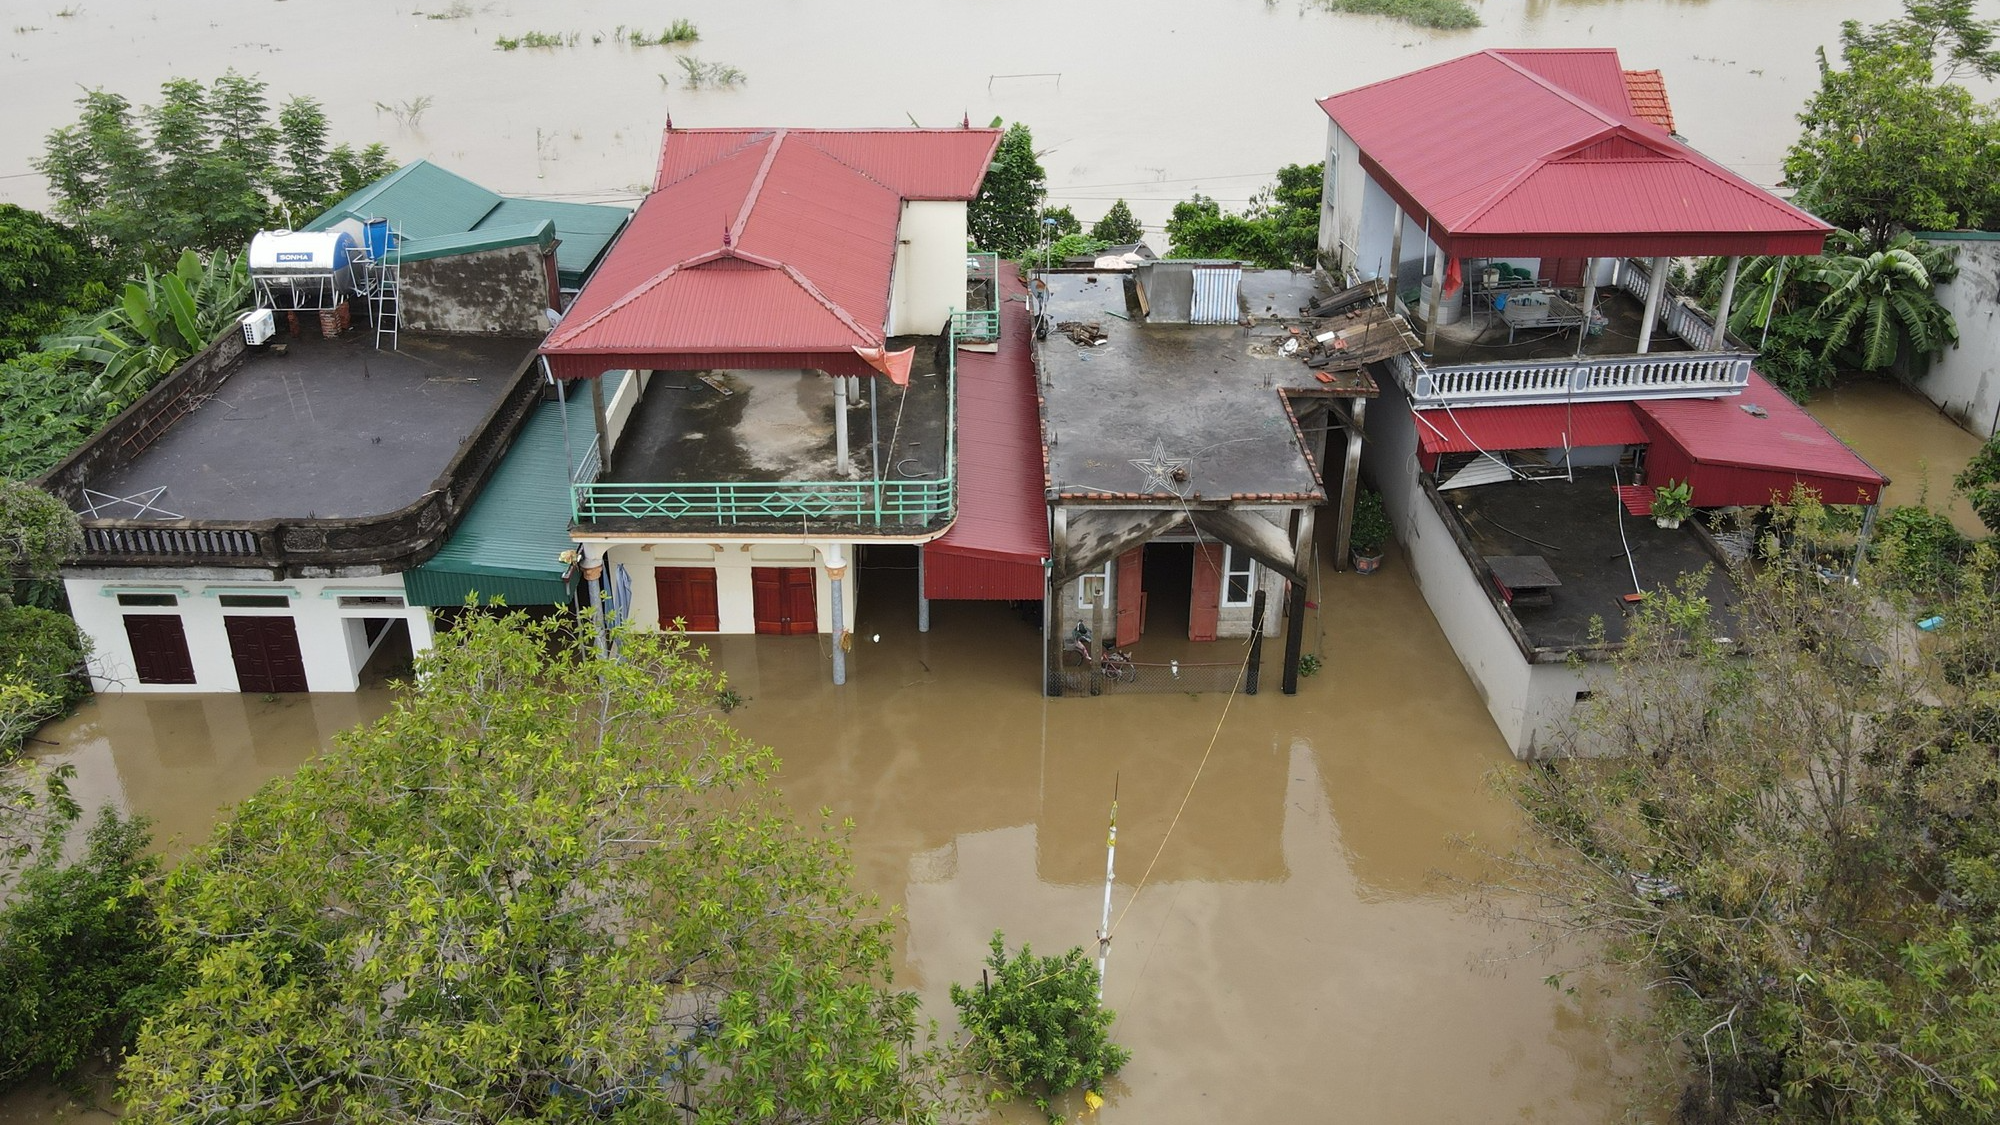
[{"left": 240, "top": 307, "right": 276, "bottom": 346}]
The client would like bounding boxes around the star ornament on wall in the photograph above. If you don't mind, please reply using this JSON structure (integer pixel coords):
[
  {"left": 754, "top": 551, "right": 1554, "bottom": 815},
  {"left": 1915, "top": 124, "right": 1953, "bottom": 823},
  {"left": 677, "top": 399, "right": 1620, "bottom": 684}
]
[{"left": 1130, "top": 439, "right": 1194, "bottom": 497}]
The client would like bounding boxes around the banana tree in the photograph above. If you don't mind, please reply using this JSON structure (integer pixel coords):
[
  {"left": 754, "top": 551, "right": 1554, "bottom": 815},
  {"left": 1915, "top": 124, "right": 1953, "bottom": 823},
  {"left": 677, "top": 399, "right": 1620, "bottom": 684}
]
[
  {"left": 51, "top": 249, "right": 250, "bottom": 407},
  {"left": 1806, "top": 231, "right": 1959, "bottom": 371}
]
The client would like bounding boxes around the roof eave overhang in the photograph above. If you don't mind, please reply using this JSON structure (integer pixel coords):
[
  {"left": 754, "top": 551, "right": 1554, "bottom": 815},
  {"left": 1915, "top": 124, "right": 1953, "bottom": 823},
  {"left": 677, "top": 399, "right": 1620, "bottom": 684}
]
[{"left": 541, "top": 347, "right": 881, "bottom": 380}]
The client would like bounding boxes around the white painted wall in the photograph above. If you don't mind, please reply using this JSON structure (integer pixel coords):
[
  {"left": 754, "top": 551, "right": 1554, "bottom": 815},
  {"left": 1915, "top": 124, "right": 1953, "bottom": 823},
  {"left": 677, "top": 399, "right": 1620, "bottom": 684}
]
[
  {"left": 1915, "top": 234, "right": 2000, "bottom": 438},
  {"left": 1363, "top": 383, "right": 1588, "bottom": 758},
  {"left": 596, "top": 538, "right": 857, "bottom": 636},
  {"left": 887, "top": 201, "right": 969, "bottom": 337},
  {"left": 602, "top": 368, "right": 649, "bottom": 453},
  {"left": 68, "top": 573, "right": 435, "bottom": 694}
]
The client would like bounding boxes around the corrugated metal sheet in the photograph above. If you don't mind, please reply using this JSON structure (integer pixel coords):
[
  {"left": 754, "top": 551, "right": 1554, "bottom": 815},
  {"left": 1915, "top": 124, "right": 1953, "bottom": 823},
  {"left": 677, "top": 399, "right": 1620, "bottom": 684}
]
[
  {"left": 546, "top": 127, "right": 997, "bottom": 378},
  {"left": 1634, "top": 371, "right": 1886, "bottom": 507},
  {"left": 404, "top": 381, "right": 610, "bottom": 606},
  {"left": 1414, "top": 401, "right": 1648, "bottom": 457},
  {"left": 1319, "top": 50, "right": 1829, "bottom": 258},
  {"left": 1622, "top": 69, "right": 1677, "bottom": 133},
  {"left": 306, "top": 160, "right": 631, "bottom": 288},
  {"left": 1498, "top": 48, "right": 1633, "bottom": 116},
  {"left": 926, "top": 271, "right": 1051, "bottom": 601},
  {"left": 656, "top": 128, "right": 1000, "bottom": 197},
  {"left": 1190, "top": 267, "right": 1242, "bottom": 324}
]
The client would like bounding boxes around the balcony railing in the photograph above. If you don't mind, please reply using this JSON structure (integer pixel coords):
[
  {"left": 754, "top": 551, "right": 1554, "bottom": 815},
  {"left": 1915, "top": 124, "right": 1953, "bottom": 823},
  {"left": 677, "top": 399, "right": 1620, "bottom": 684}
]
[
  {"left": 957, "top": 253, "right": 1002, "bottom": 341},
  {"left": 1402, "top": 256, "right": 1757, "bottom": 409},
  {"left": 571, "top": 320, "right": 965, "bottom": 531}
]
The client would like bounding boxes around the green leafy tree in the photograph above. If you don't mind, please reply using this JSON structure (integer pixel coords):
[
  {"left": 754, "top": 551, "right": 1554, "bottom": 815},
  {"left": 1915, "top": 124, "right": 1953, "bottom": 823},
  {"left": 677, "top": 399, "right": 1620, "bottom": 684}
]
[
  {"left": 971, "top": 123, "right": 1049, "bottom": 258},
  {"left": 1164, "top": 163, "right": 1322, "bottom": 269},
  {"left": 1088, "top": 199, "right": 1145, "bottom": 245},
  {"left": 49, "top": 249, "right": 251, "bottom": 409},
  {"left": 0, "top": 809, "right": 174, "bottom": 1091},
  {"left": 951, "top": 932, "right": 1128, "bottom": 1123},
  {"left": 1954, "top": 431, "right": 2000, "bottom": 535},
  {"left": 1807, "top": 230, "right": 1959, "bottom": 370},
  {"left": 1784, "top": 1, "right": 2000, "bottom": 247},
  {"left": 0, "top": 480, "right": 81, "bottom": 597},
  {"left": 37, "top": 73, "right": 395, "bottom": 271},
  {"left": 0, "top": 206, "right": 114, "bottom": 360},
  {"left": 120, "top": 611, "right": 959, "bottom": 1125},
  {"left": 0, "top": 350, "right": 106, "bottom": 481},
  {"left": 1492, "top": 502, "right": 2000, "bottom": 1123}
]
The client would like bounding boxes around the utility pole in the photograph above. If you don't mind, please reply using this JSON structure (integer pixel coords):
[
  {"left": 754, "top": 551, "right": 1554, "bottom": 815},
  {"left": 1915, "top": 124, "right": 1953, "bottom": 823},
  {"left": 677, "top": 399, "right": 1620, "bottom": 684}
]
[{"left": 1096, "top": 775, "right": 1118, "bottom": 1000}]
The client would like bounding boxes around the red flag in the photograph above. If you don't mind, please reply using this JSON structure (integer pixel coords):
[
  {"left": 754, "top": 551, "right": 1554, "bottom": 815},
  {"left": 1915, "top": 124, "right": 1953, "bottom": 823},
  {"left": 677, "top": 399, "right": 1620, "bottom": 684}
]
[{"left": 851, "top": 345, "right": 915, "bottom": 387}]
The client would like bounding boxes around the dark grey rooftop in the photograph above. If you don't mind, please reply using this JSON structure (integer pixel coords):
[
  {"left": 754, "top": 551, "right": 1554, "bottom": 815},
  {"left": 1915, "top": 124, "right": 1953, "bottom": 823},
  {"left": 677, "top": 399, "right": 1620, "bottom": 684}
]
[
  {"left": 83, "top": 332, "right": 533, "bottom": 521},
  {"left": 1033, "top": 270, "right": 1331, "bottom": 504},
  {"left": 1443, "top": 468, "right": 1739, "bottom": 650},
  {"left": 1426, "top": 286, "right": 1697, "bottom": 368},
  {"left": 606, "top": 337, "right": 949, "bottom": 487}
]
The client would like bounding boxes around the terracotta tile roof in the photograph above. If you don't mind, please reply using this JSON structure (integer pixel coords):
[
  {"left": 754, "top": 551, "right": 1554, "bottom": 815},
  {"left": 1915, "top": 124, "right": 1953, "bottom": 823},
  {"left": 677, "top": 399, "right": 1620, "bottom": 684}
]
[{"left": 1621, "top": 69, "right": 1676, "bottom": 133}]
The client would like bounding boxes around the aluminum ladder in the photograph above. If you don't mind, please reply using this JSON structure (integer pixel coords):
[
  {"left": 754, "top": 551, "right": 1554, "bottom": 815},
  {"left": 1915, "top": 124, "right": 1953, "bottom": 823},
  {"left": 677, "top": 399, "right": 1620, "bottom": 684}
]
[{"left": 372, "top": 227, "right": 402, "bottom": 350}]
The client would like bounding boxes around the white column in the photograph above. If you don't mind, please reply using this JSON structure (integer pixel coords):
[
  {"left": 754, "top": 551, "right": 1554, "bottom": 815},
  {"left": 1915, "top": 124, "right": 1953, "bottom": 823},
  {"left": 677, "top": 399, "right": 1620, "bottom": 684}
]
[
  {"left": 825, "top": 542, "right": 848, "bottom": 685},
  {"left": 917, "top": 547, "right": 930, "bottom": 632},
  {"left": 1711, "top": 256, "right": 1741, "bottom": 350},
  {"left": 834, "top": 377, "right": 851, "bottom": 476},
  {"left": 581, "top": 543, "right": 608, "bottom": 655},
  {"left": 1636, "top": 255, "right": 1668, "bottom": 354},
  {"left": 1574, "top": 257, "right": 1598, "bottom": 359},
  {"left": 1424, "top": 249, "right": 1446, "bottom": 354},
  {"left": 1387, "top": 205, "right": 1405, "bottom": 302}
]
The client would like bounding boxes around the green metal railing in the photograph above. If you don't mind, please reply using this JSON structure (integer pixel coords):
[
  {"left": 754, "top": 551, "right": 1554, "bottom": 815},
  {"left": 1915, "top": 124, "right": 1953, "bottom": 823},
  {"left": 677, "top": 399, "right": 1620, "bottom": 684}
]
[
  {"left": 957, "top": 253, "right": 1002, "bottom": 340},
  {"left": 571, "top": 320, "right": 965, "bottom": 527}
]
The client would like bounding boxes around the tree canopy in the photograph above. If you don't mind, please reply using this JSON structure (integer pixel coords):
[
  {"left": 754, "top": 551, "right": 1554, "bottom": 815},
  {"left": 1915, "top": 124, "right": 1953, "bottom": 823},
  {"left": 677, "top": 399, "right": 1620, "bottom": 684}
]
[
  {"left": 37, "top": 73, "right": 395, "bottom": 271},
  {"left": 120, "top": 612, "right": 957, "bottom": 1125},
  {"left": 0, "top": 205, "right": 114, "bottom": 361},
  {"left": 1784, "top": 0, "right": 2000, "bottom": 247},
  {"left": 1163, "top": 163, "right": 1322, "bottom": 270},
  {"left": 1498, "top": 501, "right": 2000, "bottom": 1122},
  {"left": 969, "top": 123, "right": 1050, "bottom": 259},
  {"left": 1088, "top": 199, "right": 1145, "bottom": 245}
]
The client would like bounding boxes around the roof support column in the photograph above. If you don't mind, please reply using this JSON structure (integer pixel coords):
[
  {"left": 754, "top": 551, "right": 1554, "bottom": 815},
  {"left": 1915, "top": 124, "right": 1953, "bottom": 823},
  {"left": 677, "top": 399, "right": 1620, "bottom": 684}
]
[
  {"left": 1574, "top": 258, "right": 1597, "bottom": 359},
  {"left": 835, "top": 376, "right": 852, "bottom": 477},
  {"left": 1387, "top": 205, "right": 1405, "bottom": 307},
  {"left": 1424, "top": 249, "right": 1445, "bottom": 355},
  {"left": 1636, "top": 255, "right": 1668, "bottom": 354},
  {"left": 1333, "top": 398, "right": 1365, "bottom": 570},
  {"left": 1711, "top": 256, "right": 1741, "bottom": 350},
  {"left": 917, "top": 548, "right": 930, "bottom": 632},
  {"left": 590, "top": 375, "right": 612, "bottom": 476},
  {"left": 825, "top": 542, "right": 848, "bottom": 686}
]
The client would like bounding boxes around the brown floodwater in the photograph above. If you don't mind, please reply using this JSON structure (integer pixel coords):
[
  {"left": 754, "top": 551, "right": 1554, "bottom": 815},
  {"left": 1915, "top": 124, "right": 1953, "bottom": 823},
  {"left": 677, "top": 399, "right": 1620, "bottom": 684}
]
[
  {"left": 6, "top": 541, "right": 1641, "bottom": 1123},
  {"left": 1806, "top": 378, "right": 1991, "bottom": 538},
  {"left": 0, "top": 0, "right": 1910, "bottom": 234}
]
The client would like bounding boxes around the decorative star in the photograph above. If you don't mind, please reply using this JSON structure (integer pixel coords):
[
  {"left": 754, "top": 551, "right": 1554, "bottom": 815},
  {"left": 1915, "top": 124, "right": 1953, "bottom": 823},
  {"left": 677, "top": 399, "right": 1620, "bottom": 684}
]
[{"left": 1130, "top": 439, "right": 1193, "bottom": 497}]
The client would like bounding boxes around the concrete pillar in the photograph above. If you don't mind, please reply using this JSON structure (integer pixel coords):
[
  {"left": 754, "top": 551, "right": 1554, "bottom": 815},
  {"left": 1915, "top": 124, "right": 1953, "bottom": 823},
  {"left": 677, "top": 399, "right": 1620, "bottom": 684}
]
[
  {"left": 825, "top": 542, "right": 848, "bottom": 686},
  {"left": 1333, "top": 401, "right": 1362, "bottom": 570},
  {"left": 1424, "top": 249, "right": 1446, "bottom": 355},
  {"left": 1636, "top": 255, "right": 1668, "bottom": 354},
  {"left": 590, "top": 375, "right": 612, "bottom": 474},
  {"left": 1574, "top": 257, "right": 1598, "bottom": 359},
  {"left": 581, "top": 543, "right": 608, "bottom": 656},
  {"left": 917, "top": 547, "right": 930, "bottom": 632},
  {"left": 1711, "top": 256, "right": 1741, "bottom": 350},
  {"left": 1387, "top": 205, "right": 1405, "bottom": 304},
  {"left": 835, "top": 377, "right": 851, "bottom": 476}
]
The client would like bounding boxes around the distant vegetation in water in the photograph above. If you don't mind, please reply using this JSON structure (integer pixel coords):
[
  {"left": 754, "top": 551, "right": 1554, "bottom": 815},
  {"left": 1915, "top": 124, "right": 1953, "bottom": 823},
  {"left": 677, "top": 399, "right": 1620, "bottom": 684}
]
[
  {"left": 1315, "top": 0, "right": 1481, "bottom": 30},
  {"left": 494, "top": 30, "right": 577, "bottom": 50},
  {"left": 672, "top": 56, "right": 746, "bottom": 89},
  {"left": 493, "top": 22, "right": 701, "bottom": 50}
]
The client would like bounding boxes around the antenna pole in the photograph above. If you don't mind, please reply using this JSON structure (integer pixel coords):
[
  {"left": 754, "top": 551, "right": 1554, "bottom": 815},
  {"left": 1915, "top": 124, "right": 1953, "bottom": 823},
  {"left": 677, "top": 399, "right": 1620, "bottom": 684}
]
[{"left": 1097, "top": 774, "right": 1119, "bottom": 1000}]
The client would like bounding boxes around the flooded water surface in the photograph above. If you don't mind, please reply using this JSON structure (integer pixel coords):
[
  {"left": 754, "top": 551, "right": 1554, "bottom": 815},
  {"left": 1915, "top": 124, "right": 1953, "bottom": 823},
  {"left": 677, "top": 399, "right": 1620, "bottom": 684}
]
[{"left": 1807, "top": 379, "right": 1992, "bottom": 538}]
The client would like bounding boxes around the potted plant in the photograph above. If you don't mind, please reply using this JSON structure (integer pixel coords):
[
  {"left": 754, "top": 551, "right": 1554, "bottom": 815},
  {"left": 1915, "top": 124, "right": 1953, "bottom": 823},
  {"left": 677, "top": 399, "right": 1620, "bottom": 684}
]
[
  {"left": 1350, "top": 488, "right": 1391, "bottom": 573},
  {"left": 1652, "top": 479, "right": 1694, "bottom": 530}
]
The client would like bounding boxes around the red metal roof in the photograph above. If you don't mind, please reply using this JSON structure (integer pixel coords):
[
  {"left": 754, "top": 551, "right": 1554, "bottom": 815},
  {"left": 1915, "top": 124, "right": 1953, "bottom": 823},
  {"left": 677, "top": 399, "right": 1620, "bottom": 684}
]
[
  {"left": 926, "top": 271, "right": 1050, "bottom": 600},
  {"left": 1634, "top": 371, "right": 1887, "bottom": 507},
  {"left": 1318, "top": 49, "right": 1829, "bottom": 259},
  {"left": 1621, "top": 69, "right": 1677, "bottom": 133},
  {"left": 543, "top": 127, "right": 1001, "bottom": 380},
  {"left": 1414, "top": 400, "right": 1648, "bottom": 456}
]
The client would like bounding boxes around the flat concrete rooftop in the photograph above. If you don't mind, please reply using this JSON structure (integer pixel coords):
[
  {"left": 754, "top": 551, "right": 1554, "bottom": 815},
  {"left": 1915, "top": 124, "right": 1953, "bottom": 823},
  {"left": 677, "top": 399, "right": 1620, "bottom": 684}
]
[
  {"left": 606, "top": 338, "right": 949, "bottom": 486},
  {"left": 1445, "top": 468, "right": 1738, "bottom": 650},
  {"left": 83, "top": 332, "right": 533, "bottom": 521},
  {"left": 1425, "top": 286, "right": 1698, "bottom": 368},
  {"left": 1034, "top": 270, "right": 1334, "bottom": 503}
]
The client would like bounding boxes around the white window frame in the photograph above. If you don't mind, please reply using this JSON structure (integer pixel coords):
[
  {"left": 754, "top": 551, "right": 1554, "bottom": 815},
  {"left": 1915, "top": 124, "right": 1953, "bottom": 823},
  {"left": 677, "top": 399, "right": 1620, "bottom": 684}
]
[
  {"left": 1220, "top": 546, "right": 1258, "bottom": 608},
  {"left": 1076, "top": 562, "right": 1113, "bottom": 609}
]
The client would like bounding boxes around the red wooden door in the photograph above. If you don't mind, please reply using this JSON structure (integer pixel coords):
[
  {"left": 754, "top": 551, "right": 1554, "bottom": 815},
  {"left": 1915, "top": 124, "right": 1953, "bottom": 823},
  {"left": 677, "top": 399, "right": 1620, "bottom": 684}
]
[
  {"left": 1546, "top": 257, "right": 1586, "bottom": 287},
  {"left": 655, "top": 567, "right": 721, "bottom": 632},
  {"left": 123, "top": 615, "right": 196, "bottom": 685},
  {"left": 1189, "top": 544, "right": 1223, "bottom": 642},
  {"left": 224, "top": 616, "right": 309, "bottom": 693},
  {"left": 751, "top": 567, "right": 817, "bottom": 636},
  {"left": 1114, "top": 548, "right": 1144, "bottom": 647}
]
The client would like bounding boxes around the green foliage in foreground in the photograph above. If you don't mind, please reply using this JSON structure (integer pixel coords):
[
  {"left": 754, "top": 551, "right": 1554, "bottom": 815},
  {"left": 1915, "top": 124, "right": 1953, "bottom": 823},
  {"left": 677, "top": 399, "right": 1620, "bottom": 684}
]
[
  {"left": 0, "top": 605, "right": 87, "bottom": 752},
  {"left": 1954, "top": 429, "right": 2000, "bottom": 537},
  {"left": 1313, "top": 0, "right": 1481, "bottom": 31},
  {"left": 120, "top": 612, "right": 959, "bottom": 1125},
  {"left": 0, "top": 810, "right": 173, "bottom": 1092},
  {"left": 47, "top": 249, "right": 251, "bottom": 411},
  {"left": 0, "top": 350, "right": 109, "bottom": 481},
  {"left": 1501, "top": 501, "right": 2000, "bottom": 1122},
  {"left": 951, "top": 932, "right": 1128, "bottom": 1123}
]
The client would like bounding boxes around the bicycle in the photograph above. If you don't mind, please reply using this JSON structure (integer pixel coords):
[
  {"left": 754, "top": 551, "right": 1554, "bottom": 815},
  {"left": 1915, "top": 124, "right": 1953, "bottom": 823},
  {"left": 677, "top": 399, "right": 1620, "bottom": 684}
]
[{"left": 1060, "top": 623, "right": 1139, "bottom": 693}]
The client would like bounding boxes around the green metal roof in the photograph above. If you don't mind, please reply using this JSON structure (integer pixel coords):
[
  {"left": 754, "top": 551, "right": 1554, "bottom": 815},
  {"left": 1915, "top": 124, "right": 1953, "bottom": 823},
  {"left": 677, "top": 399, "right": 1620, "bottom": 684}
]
[
  {"left": 307, "top": 160, "right": 631, "bottom": 288},
  {"left": 395, "top": 220, "right": 556, "bottom": 265},
  {"left": 405, "top": 371, "right": 624, "bottom": 608}
]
